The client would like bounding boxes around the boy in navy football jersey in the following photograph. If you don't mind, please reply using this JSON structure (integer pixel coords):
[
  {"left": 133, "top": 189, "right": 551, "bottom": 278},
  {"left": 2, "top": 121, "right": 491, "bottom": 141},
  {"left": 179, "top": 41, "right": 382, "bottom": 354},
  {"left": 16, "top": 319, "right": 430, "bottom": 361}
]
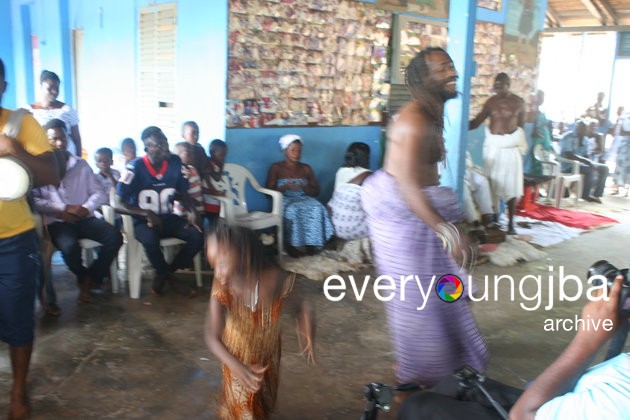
[{"left": 117, "top": 126, "right": 203, "bottom": 296}]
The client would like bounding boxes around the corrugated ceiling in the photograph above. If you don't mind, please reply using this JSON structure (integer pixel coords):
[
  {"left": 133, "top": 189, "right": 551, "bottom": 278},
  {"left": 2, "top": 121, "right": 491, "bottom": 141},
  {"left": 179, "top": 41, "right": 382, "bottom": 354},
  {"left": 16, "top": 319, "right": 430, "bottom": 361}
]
[{"left": 545, "top": 0, "right": 630, "bottom": 28}]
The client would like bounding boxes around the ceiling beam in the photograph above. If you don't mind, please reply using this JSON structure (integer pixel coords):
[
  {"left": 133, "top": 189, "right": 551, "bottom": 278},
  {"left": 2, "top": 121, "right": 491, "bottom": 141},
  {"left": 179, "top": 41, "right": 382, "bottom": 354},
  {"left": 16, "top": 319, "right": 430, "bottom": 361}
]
[
  {"left": 543, "top": 24, "right": 630, "bottom": 33},
  {"left": 593, "top": 0, "right": 618, "bottom": 25},
  {"left": 546, "top": 4, "right": 562, "bottom": 28},
  {"left": 580, "top": 0, "right": 608, "bottom": 25}
]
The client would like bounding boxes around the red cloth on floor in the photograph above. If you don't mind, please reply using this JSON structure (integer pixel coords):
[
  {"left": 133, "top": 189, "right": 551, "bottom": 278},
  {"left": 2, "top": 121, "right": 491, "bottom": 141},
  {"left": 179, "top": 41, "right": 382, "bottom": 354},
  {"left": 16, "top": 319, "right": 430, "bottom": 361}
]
[{"left": 516, "top": 203, "right": 618, "bottom": 229}]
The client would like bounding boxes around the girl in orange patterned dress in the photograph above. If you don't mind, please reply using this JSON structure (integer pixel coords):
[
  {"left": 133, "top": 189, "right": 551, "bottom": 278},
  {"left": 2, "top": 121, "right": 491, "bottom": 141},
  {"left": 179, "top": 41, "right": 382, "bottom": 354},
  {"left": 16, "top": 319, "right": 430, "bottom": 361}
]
[{"left": 205, "top": 225, "right": 315, "bottom": 419}]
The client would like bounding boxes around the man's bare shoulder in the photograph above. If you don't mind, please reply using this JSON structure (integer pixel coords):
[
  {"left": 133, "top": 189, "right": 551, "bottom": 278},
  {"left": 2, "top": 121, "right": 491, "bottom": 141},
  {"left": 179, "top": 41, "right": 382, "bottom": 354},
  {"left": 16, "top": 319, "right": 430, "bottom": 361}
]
[
  {"left": 395, "top": 101, "right": 429, "bottom": 125},
  {"left": 511, "top": 93, "right": 525, "bottom": 105},
  {"left": 388, "top": 103, "right": 429, "bottom": 142}
]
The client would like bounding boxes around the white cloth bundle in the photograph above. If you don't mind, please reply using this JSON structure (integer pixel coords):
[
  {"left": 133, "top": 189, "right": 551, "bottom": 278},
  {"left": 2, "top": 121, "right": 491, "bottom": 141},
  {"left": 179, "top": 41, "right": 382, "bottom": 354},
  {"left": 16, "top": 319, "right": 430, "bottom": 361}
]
[{"left": 483, "top": 127, "right": 527, "bottom": 202}]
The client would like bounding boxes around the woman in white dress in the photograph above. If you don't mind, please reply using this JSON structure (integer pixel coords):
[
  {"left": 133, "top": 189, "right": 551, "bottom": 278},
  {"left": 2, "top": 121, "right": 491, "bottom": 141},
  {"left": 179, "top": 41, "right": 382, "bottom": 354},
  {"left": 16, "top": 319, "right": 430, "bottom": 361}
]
[
  {"left": 25, "top": 70, "right": 82, "bottom": 155},
  {"left": 328, "top": 142, "right": 372, "bottom": 240}
]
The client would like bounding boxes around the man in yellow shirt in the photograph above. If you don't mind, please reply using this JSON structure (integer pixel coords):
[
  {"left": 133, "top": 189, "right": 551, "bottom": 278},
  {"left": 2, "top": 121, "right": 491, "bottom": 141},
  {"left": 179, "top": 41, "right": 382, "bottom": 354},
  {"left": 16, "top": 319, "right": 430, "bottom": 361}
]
[{"left": 0, "top": 58, "right": 59, "bottom": 420}]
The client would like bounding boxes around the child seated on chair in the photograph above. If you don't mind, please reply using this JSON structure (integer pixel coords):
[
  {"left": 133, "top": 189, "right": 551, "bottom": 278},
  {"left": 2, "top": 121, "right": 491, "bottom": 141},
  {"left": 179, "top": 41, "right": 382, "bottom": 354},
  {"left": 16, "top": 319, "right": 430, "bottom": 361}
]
[
  {"left": 95, "top": 147, "right": 120, "bottom": 193},
  {"left": 116, "top": 137, "right": 137, "bottom": 170},
  {"left": 201, "top": 139, "right": 228, "bottom": 228},
  {"left": 181, "top": 120, "right": 208, "bottom": 177},
  {"left": 94, "top": 147, "right": 122, "bottom": 227},
  {"left": 173, "top": 142, "right": 204, "bottom": 217},
  {"left": 116, "top": 126, "right": 203, "bottom": 297}
]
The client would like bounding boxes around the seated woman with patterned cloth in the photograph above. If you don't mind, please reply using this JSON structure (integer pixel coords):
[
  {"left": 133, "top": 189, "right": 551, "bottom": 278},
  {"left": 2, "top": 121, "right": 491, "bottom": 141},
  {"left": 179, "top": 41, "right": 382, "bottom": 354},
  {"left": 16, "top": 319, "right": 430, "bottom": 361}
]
[
  {"left": 265, "top": 134, "right": 333, "bottom": 258},
  {"left": 328, "top": 142, "right": 372, "bottom": 240}
]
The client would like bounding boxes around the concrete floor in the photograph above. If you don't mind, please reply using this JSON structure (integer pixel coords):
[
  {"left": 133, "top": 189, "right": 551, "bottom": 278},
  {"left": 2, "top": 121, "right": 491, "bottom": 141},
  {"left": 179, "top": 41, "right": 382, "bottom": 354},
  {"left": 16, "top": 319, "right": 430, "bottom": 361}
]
[{"left": 1, "top": 195, "right": 629, "bottom": 419}]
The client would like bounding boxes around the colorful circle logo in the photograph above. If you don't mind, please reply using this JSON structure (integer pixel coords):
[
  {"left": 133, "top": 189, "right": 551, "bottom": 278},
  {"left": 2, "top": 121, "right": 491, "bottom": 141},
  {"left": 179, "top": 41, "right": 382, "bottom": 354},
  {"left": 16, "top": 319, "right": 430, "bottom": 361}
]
[{"left": 435, "top": 274, "right": 464, "bottom": 302}]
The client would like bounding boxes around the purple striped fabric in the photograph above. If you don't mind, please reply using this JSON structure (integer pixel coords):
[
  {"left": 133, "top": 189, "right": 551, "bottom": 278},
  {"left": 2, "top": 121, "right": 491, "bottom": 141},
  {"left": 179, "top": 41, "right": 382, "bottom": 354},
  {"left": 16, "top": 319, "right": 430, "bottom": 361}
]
[{"left": 361, "top": 170, "right": 489, "bottom": 386}]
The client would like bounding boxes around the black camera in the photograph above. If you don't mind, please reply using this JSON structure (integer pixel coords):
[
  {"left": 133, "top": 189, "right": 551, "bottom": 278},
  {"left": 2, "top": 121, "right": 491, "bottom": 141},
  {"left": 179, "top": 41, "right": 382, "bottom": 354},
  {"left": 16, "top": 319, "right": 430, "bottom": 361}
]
[
  {"left": 587, "top": 260, "right": 630, "bottom": 316},
  {"left": 360, "top": 383, "right": 420, "bottom": 420}
]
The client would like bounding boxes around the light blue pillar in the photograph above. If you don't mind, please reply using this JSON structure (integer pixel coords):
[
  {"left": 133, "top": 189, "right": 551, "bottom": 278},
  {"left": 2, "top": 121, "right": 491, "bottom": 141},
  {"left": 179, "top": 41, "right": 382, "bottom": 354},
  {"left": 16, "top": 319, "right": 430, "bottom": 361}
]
[
  {"left": 443, "top": 0, "right": 477, "bottom": 203},
  {"left": 59, "top": 0, "right": 73, "bottom": 107},
  {"left": 20, "top": 4, "right": 35, "bottom": 106}
]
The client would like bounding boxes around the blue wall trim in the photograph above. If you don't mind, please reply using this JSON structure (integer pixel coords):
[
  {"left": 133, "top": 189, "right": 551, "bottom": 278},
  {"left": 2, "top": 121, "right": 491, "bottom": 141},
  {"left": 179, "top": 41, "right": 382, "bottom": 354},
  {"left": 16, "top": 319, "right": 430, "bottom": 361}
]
[
  {"left": 59, "top": 0, "right": 73, "bottom": 107},
  {"left": 20, "top": 4, "right": 34, "bottom": 105},
  {"left": 444, "top": 0, "right": 477, "bottom": 201},
  {"left": 476, "top": 2, "right": 508, "bottom": 24}
]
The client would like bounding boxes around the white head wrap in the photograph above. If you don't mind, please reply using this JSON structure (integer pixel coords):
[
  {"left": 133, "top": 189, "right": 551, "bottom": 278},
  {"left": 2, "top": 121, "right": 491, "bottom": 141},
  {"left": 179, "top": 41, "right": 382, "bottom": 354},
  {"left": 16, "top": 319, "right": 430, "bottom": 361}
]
[{"left": 279, "top": 134, "right": 302, "bottom": 150}]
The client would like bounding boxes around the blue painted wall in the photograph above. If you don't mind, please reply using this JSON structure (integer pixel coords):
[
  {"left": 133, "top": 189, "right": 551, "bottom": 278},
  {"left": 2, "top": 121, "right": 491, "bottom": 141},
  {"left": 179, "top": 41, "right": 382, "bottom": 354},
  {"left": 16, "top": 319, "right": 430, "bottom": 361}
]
[
  {"left": 476, "top": 0, "right": 508, "bottom": 24},
  {"left": 226, "top": 126, "right": 382, "bottom": 211},
  {"left": 0, "top": 0, "right": 16, "bottom": 107},
  {"left": 7, "top": 0, "right": 227, "bottom": 160},
  {"left": 4, "top": 0, "right": 550, "bottom": 210}
]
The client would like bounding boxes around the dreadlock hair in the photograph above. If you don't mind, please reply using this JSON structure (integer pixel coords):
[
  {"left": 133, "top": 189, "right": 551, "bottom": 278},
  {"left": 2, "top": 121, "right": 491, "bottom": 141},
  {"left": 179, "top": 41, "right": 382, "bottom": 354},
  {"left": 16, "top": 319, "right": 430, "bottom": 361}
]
[
  {"left": 404, "top": 47, "right": 448, "bottom": 132},
  {"left": 210, "top": 224, "right": 266, "bottom": 285}
]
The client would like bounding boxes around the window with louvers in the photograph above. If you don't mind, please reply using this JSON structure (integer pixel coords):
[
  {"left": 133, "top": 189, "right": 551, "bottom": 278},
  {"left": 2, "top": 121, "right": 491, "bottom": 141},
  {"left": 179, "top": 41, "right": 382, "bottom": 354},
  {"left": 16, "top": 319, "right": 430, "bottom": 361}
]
[
  {"left": 138, "top": 3, "right": 177, "bottom": 140},
  {"left": 388, "top": 84, "right": 412, "bottom": 118}
]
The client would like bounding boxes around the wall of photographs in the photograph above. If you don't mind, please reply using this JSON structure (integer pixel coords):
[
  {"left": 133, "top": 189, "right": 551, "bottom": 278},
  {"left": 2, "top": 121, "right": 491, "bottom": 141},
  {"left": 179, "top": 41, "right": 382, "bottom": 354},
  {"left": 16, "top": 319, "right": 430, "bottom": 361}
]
[
  {"left": 470, "top": 21, "right": 539, "bottom": 119},
  {"left": 226, "top": 0, "right": 542, "bottom": 128},
  {"left": 390, "top": 15, "right": 448, "bottom": 85},
  {"left": 226, "top": 0, "right": 391, "bottom": 128}
]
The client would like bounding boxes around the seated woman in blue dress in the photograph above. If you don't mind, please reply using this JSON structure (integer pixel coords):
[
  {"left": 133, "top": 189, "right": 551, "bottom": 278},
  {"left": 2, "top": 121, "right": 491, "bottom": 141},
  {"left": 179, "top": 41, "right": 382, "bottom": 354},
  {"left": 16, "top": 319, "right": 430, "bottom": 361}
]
[{"left": 265, "top": 134, "right": 333, "bottom": 258}]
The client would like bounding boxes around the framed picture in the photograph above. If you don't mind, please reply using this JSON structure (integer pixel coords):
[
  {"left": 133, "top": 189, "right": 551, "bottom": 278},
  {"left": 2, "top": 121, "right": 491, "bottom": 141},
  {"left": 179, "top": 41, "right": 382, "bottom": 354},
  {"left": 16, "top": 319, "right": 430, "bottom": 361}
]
[{"left": 502, "top": 0, "right": 543, "bottom": 67}]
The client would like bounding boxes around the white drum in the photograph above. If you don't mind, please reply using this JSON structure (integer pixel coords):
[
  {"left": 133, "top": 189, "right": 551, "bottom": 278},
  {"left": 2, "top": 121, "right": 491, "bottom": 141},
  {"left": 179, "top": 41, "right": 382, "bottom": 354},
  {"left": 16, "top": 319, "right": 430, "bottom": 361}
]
[{"left": 0, "top": 157, "right": 32, "bottom": 201}]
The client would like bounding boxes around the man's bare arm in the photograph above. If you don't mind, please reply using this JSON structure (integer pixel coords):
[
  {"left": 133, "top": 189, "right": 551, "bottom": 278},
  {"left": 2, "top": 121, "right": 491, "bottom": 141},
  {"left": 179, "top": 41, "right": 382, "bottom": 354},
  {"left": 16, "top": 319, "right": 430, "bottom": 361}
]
[
  {"left": 510, "top": 277, "right": 622, "bottom": 420},
  {"left": 517, "top": 98, "right": 526, "bottom": 128},
  {"left": 469, "top": 100, "right": 490, "bottom": 130}
]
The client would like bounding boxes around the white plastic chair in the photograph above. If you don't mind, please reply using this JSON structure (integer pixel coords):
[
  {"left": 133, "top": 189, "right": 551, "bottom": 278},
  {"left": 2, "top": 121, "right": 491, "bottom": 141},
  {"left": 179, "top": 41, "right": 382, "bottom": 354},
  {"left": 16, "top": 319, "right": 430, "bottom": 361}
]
[
  {"left": 553, "top": 156, "right": 583, "bottom": 208},
  {"left": 121, "top": 214, "right": 202, "bottom": 299},
  {"left": 36, "top": 206, "right": 120, "bottom": 295},
  {"left": 212, "top": 163, "right": 284, "bottom": 261},
  {"left": 533, "top": 145, "right": 583, "bottom": 208}
]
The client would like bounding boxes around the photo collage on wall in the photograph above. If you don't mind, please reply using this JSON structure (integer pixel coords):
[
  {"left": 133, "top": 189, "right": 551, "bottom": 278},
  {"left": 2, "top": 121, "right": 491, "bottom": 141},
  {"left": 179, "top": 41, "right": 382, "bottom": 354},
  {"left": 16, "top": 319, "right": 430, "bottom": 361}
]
[
  {"left": 226, "top": 0, "right": 392, "bottom": 128},
  {"left": 376, "top": 0, "right": 449, "bottom": 19},
  {"left": 470, "top": 21, "right": 539, "bottom": 119},
  {"left": 470, "top": 22, "right": 504, "bottom": 118},
  {"left": 393, "top": 16, "right": 448, "bottom": 84}
]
